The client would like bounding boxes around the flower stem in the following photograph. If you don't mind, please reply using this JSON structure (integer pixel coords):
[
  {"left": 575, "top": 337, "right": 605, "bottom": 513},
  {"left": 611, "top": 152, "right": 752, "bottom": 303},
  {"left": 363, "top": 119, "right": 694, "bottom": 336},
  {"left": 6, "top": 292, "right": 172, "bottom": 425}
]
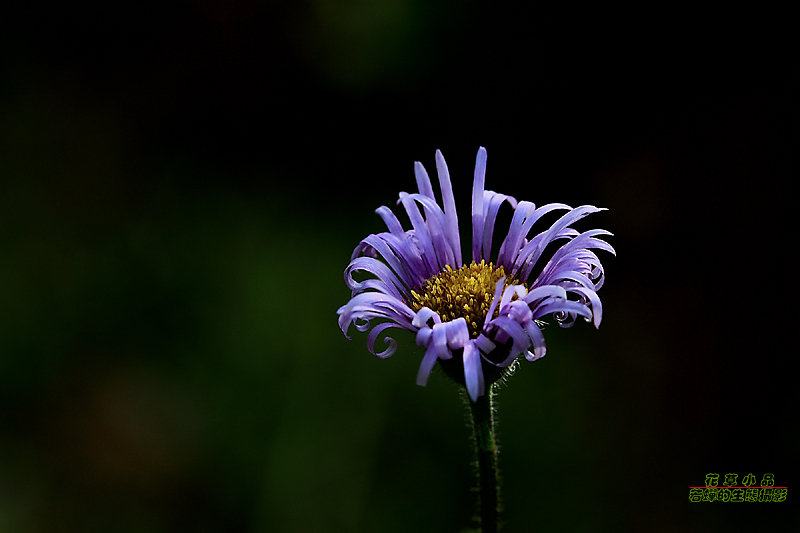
[{"left": 468, "top": 385, "right": 501, "bottom": 533}]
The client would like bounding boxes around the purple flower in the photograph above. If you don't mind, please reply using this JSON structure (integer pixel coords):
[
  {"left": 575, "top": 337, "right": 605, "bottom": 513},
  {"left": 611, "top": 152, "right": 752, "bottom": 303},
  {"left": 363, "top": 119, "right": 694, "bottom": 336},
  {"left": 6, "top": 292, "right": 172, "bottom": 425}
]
[{"left": 337, "top": 147, "right": 614, "bottom": 401}]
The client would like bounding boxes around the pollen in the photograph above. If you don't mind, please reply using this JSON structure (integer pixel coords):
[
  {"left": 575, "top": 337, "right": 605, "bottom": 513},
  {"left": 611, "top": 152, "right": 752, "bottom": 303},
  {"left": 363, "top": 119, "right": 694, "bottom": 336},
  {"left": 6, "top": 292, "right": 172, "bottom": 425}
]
[{"left": 409, "top": 260, "right": 523, "bottom": 338}]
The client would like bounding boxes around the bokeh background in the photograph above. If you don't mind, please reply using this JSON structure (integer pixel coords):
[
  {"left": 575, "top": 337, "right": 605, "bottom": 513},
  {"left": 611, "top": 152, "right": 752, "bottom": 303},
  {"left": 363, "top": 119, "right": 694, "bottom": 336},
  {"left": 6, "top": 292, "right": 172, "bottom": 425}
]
[{"left": 1, "top": 2, "right": 797, "bottom": 532}]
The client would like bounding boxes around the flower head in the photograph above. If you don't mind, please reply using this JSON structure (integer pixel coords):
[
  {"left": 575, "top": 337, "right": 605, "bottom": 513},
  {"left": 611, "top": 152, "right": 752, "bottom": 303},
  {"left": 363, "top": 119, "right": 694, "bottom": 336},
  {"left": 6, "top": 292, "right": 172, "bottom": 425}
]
[{"left": 337, "top": 147, "right": 614, "bottom": 401}]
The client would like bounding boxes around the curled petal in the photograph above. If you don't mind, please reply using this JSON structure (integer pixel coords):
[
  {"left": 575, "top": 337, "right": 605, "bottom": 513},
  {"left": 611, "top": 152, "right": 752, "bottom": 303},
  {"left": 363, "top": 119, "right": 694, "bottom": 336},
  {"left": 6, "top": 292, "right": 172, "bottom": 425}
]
[
  {"left": 568, "top": 286, "right": 604, "bottom": 328},
  {"left": 517, "top": 205, "right": 606, "bottom": 282},
  {"left": 523, "top": 320, "right": 547, "bottom": 361},
  {"left": 498, "top": 284, "right": 528, "bottom": 314},
  {"left": 505, "top": 203, "right": 572, "bottom": 276},
  {"left": 505, "top": 300, "right": 533, "bottom": 324},
  {"left": 367, "top": 323, "right": 403, "bottom": 358},
  {"left": 432, "top": 322, "right": 450, "bottom": 360},
  {"left": 359, "top": 234, "right": 421, "bottom": 292},
  {"left": 546, "top": 268, "right": 597, "bottom": 292},
  {"left": 524, "top": 285, "right": 568, "bottom": 306},
  {"left": 344, "top": 256, "right": 407, "bottom": 300},
  {"left": 414, "top": 318, "right": 468, "bottom": 385},
  {"left": 445, "top": 317, "right": 469, "bottom": 350},
  {"left": 416, "top": 326, "right": 433, "bottom": 347},
  {"left": 337, "top": 292, "right": 415, "bottom": 339},
  {"left": 354, "top": 317, "right": 370, "bottom": 334},
  {"left": 533, "top": 300, "right": 593, "bottom": 323},
  {"left": 476, "top": 333, "right": 496, "bottom": 354},
  {"left": 488, "top": 315, "right": 530, "bottom": 360},
  {"left": 591, "top": 264, "right": 606, "bottom": 290},
  {"left": 412, "top": 307, "right": 442, "bottom": 329},
  {"left": 536, "top": 229, "right": 615, "bottom": 287}
]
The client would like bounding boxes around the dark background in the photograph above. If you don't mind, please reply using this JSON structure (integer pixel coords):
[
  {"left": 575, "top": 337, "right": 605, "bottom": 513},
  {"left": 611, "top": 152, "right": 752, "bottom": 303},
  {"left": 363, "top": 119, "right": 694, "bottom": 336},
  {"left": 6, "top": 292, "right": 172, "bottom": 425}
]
[{"left": 1, "top": 2, "right": 796, "bottom": 532}]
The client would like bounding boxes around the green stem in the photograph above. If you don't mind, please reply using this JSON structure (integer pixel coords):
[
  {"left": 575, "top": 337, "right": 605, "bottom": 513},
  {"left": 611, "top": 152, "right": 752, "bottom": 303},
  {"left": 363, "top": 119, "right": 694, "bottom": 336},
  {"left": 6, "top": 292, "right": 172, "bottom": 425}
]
[{"left": 468, "top": 385, "right": 500, "bottom": 533}]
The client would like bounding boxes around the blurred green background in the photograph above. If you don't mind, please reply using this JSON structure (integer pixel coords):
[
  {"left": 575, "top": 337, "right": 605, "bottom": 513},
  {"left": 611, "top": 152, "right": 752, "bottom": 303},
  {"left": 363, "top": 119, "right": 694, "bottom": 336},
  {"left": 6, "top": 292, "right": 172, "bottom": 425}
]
[{"left": 1, "top": 2, "right": 797, "bottom": 532}]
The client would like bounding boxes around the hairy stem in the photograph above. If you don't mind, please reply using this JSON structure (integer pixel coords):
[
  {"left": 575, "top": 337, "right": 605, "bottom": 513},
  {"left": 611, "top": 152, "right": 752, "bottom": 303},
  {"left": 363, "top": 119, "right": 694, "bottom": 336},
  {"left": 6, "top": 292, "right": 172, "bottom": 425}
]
[{"left": 467, "top": 385, "right": 500, "bottom": 533}]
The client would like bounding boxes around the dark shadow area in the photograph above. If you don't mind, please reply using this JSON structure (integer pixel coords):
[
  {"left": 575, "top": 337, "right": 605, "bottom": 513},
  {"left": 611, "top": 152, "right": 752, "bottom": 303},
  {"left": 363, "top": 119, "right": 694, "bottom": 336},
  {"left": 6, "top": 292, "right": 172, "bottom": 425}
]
[{"left": 1, "top": 3, "right": 796, "bottom": 531}]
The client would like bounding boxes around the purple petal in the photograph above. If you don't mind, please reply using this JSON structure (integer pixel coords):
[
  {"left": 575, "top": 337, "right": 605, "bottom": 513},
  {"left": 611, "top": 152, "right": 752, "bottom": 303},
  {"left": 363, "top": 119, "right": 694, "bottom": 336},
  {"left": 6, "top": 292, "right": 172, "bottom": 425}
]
[
  {"left": 367, "top": 323, "right": 404, "bottom": 358},
  {"left": 463, "top": 341, "right": 484, "bottom": 402},
  {"left": 497, "top": 201, "right": 536, "bottom": 268},
  {"left": 360, "top": 234, "right": 422, "bottom": 292},
  {"left": 542, "top": 268, "right": 597, "bottom": 292},
  {"left": 488, "top": 315, "right": 530, "bottom": 358},
  {"left": 591, "top": 264, "right": 605, "bottom": 291},
  {"left": 505, "top": 300, "right": 533, "bottom": 324},
  {"left": 415, "top": 319, "right": 467, "bottom": 386},
  {"left": 402, "top": 193, "right": 455, "bottom": 269},
  {"left": 375, "top": 206, "right": 406, "bottom": 237},
  {"left": 482, "top": 276, "right": 507, "bottom": 333},
  {"left": 568, "top": 286, "right": 604, "bottom": 327},
  {"left": 396, "top": 233, "right": 429, "bottom": 284},
  {"left": 516, "top": 205, "right": 604, "bottom": 282},
  {"left": 471, "top": 147, "right": 487, "bottom": 262},
  {"left": 481, "top": 190, "right": 517, "bottom": 264},
  {"left": 506, "top": 203, "right": 571, "bottom": 276},
  {"left": 414, "top": 161, "right": 435, "bottom": 199},
  {"left": 532, "top": 300, "right": 593, "bottom": 323},
  {"left": 398, "top": 192, "right": 438, "bottom": 275},
  {"left": 415, "top": 326, "right": 433, "bottom": 347},
  {"left": 416, "top": 342, "right": 440, "bottom": 386},
  {"left": 524, "top": 285, "right": 568, "bottom": 306},
  {"left": 339, "top": 291, "right": 415, "bottom": 318},
  {"left": 523, "top": 320, "right": 547, "bottom": 361},
  {"left": 337, "top": 292, "right": 415, "bottom": 336},
  {"left": 445, "top": 317, "right": 470, "bottom": 350},
  {"left": 497, "top": 284, "right": 528, "bottom": 315},
  {"left": 435, "top": 150, "right": 462, "bottom": 266},
  {"left": 432, "top": 322, "right": 450, "bottom": 360},
  {"left": 475, "top": 333, "right": 496, "bottom": 354},
  {"left": 536, "top": 229, "right": 615, "bottom": 285},
  {"left": 412, "top": 307, "right": 442, "bottom": 329},
  {"left": 343, "top": 256, "right": 406, "bottom": 300}
]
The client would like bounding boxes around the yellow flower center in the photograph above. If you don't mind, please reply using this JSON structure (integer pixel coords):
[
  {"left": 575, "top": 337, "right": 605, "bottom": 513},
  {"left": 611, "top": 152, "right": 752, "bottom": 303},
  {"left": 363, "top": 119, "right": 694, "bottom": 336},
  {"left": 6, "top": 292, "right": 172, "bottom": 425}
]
[{"left": 409, "top": 260, "right": 523, "bottom": 338}]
